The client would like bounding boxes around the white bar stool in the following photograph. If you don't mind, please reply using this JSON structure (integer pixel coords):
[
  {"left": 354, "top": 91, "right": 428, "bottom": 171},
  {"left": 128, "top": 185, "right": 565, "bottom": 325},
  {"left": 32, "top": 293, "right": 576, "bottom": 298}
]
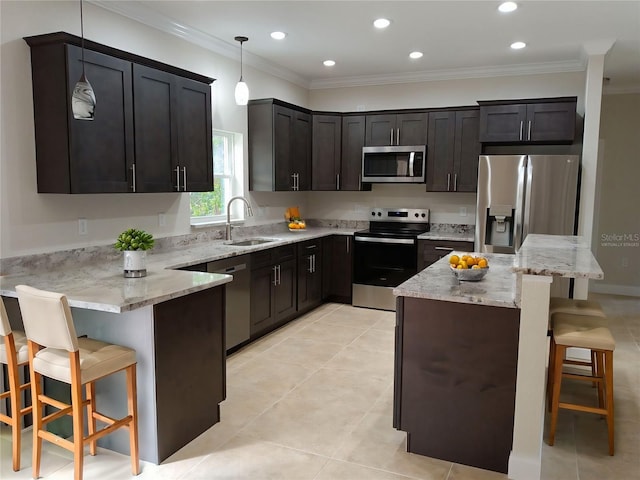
[
  {"left": 0, "top": 296, "right": 32, "bottom": 471},
  {"left": 16, "top": 285, "right": 140, "bottom": 480}
]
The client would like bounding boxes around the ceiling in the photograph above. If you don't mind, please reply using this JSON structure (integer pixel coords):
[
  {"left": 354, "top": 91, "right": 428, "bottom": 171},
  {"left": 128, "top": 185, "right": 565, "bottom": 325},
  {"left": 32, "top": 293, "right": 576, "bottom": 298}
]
[{"left": 93, "top": 1, "right": 640, "bottom": 92}]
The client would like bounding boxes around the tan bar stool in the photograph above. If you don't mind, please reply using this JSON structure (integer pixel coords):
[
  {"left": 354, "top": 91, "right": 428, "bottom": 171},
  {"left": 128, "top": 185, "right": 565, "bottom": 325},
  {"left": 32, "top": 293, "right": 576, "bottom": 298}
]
[
  {"left": 0, "top": 297, "right": 32, "bottom": 471},
  {"left": 16, "top": 285, "right": 140, "bottom": 480},
  {"left": 548, "top": 312, "right": 616, "bottom": 455},
  {"left": 549, "top": 297, "right": 606, "bottom": 318}
]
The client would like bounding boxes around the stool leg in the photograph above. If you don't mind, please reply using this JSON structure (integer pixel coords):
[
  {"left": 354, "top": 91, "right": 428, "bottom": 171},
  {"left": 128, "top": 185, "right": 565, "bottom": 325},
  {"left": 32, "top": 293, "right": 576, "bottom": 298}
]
[
  {"left": 28, "top": 342, "right": 43, "bottom": 479},
  {"left": 605, "top": 350, "right": 615, "bottom": 455},
  {"left": 86, "top": 382, "right": 97, "bottom": 456},
  {"left": 549, "top": 344, "right": 566, "bottom": 446},
  {"left": 6, "top": 354, "right": 22, "bottom": 471},
  {"left": 126, "top": 364, "right": 140, "bottom": 475},
  {"left": 595, "top": 351, "right": 605, "bottom": 409},
  {"left": 70, "top": 352, "right": 84, "bottom": 480},
  {"left": 547, "top": 337, "right": 556, "bottom": 412}
]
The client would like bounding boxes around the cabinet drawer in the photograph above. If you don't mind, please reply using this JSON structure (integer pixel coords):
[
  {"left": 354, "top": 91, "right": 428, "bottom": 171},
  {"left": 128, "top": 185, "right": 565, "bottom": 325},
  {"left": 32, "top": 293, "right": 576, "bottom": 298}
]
[
  {"left": 418, "top": 240, "right": 474, "bottom": 270},
  {"left": 297, "top": 240, "right": 321, "bottom": 255},
  {"left": 251, "top": 245, "right": 297, "bottom": 269}
]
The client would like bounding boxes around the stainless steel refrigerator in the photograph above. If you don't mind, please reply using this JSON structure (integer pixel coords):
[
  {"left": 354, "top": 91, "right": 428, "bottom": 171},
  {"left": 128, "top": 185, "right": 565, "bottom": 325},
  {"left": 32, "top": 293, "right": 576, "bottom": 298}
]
[{"left": 475, "top": 155, "right": 580, "bottom": 254}]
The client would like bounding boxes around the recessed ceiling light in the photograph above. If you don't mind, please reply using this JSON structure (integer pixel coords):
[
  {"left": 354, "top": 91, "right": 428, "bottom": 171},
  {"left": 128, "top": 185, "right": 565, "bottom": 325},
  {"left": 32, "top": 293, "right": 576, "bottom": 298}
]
[
  {"left": 373, "top": 18, "right": 391, "bottom": 29},
  {"left": 323, "top": 60, "right": 336, "bottom": 67},
  {"left": 511, "top": 41, "right": 526, "bottom": 49},
  {"left": 409, "top": 51, "right": 423, "bottom": 59},
  {"left": 270, "top": 31, "right": 287, "bottom": 40},
  {"left": 498, "top": 2, "right": 518, "bottom": 13}
]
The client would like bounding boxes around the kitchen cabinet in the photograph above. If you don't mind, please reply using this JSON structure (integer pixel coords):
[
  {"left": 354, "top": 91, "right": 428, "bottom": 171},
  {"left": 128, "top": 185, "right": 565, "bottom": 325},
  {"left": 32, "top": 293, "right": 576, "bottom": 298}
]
[
  {"left": 249, "top": 99, "right": 311, "bottom": 191},
  {"left": 311, "top": 114, "right": 368, "bottom": 191},
  {"left": 417, "top": 239, "right": 474, "bottom": 271},
  {"left": 322, "top": 235, "right": 353, "bottom": 303},
  {"left": 250, "top": 245, "right": 297, "bottom": 337},
  {"left": 365, "top": 113, "right": 427, "bottom": 146},
  {"left": 478, "top": 98, "right": 576, "bottom": 144},
  {"left": 426, "top": 109, "right": 480, "bottom": 192},
  {"left": 24, "top": 32, "right": 214, "bottom": 194},
  {"left": 297, "top": 240, "right": 322, "bottom": 313}
]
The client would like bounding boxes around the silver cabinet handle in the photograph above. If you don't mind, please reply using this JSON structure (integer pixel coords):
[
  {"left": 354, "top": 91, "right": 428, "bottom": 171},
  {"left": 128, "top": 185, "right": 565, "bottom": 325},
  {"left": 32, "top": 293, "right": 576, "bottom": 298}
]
[
  {"left": 519, "top": 120, "right": 524, "bottom": 141},
  {"left": 291, "top": 173, "right": 296, "bottom": 190},
  {"left": 396, "top": 128, "right": 400, "bottom": 145},
  {"left": 272, "top": 266, "right": 278, "bottom": 286},
  {"left": 336, "top": 174, "right": 340, "bottom": 190},
  {"left": 454, "top": 173, "right": 458, "bottom": 191},
  {"left": 346, "top": 236, "right": 350, "bottom": 254},
  {"left": 434, "top": 246, "right": 454, "bottom": 251},
  {"left": 182, "top": 166, "right": 187, "bottom": 191},
  {"left": 390, "top": 128, "right": 394, "bottom": 145},
  {"left": 296, "top": 173, "right": 300, "bottom": 191},
  {"left": 527, "top": 120, "right": 532, "bottom": 141},
  {"left": 313, "top": 254, "right": 316, "bottom": 273},
  {"left": 308, "top": 255, "right": 313, "bottom": 273},
  {"left": 130, "top": 164, "right": 136, "bottom": 192},
  {"left": 447, "top": 173, "right": 451, "bottom": 191},
  {"left": 358, "top": 174, "right": 362, "bottom": 191},
  {"left": 175, "top": 166, "right": 181, "bottom": 191},
  {"left": 278, "top": 264, "right": 281, "bottom": 285}
]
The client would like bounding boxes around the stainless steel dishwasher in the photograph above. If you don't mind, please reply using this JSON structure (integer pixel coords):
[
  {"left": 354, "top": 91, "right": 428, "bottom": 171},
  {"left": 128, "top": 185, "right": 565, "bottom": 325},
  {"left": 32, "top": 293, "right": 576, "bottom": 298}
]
[{"left": 207, "top": 255, "right": 251, "bottom": 351}]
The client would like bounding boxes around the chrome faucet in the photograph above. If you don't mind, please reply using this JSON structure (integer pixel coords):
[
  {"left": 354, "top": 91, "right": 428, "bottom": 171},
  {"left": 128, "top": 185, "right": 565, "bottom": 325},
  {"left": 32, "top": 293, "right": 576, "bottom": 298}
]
[{"left": 226, "top": 196, "right": 254, "bottom": 241}]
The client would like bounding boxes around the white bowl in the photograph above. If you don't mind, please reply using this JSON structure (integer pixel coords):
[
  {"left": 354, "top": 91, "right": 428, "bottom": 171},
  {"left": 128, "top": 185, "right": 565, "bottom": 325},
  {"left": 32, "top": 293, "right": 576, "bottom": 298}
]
[{"left": 450, "top": 265, "right": 489, "bottom": 281}]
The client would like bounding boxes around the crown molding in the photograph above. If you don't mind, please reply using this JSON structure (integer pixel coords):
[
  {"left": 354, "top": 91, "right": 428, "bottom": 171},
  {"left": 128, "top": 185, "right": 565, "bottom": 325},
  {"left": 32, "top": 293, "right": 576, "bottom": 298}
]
[
  {"left": 309, "top": 59, "right": 588, "bottom": 90},
  {"left": 90, "top": 0, "right": 311, "bottom": 89}
]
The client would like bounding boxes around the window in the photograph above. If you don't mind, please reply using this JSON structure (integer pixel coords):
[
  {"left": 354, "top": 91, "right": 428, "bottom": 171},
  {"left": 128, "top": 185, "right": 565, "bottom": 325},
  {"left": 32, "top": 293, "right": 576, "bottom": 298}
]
[{"left": 190, "top": 130, "right": 244, "bottom": 225}]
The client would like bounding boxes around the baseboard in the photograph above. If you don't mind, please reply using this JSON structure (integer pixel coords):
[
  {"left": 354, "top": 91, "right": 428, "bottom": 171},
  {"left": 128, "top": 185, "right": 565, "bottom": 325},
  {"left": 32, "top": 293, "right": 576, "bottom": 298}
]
[
  {"left": 589, "top": 282, "right": 640, "bottom": 297},
  {"left": 508, "top": 452, "right": 542, "bottom": 480}
]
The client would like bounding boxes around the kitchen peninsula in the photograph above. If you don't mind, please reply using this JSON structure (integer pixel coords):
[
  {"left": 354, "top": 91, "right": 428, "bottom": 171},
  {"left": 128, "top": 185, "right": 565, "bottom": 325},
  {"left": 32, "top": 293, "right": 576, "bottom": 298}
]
[{"left": 393, "top": 234, "right": 603, "bottom": 480}]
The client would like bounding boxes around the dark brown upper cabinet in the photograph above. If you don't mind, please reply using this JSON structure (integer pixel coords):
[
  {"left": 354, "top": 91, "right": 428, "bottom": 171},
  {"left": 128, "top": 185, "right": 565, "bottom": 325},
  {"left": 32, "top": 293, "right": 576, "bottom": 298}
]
[
  {"left": 24, "top": 32, "right": 214, "bottom": 194},
  {"left": 426, "top": 109, "right": 481, "bottom": 192},
  {"left": 478, "top": 97, "right": 576, "bottom": 144},
  {"left": 249, "top": 99, "right": 311, "bottom": 191},
  {"left": 365, "top": 112, "right": 427, "bottom": 146}
]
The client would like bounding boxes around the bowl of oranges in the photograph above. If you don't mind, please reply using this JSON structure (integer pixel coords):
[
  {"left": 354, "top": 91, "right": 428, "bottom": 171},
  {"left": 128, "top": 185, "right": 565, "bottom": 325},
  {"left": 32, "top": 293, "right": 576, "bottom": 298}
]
[{"left": 449, "top": 253, "right": 489, "bottom": 281}]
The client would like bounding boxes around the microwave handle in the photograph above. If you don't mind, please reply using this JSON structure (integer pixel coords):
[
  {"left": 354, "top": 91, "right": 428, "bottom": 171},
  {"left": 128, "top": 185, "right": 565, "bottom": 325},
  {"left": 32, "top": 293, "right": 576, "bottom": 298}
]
[{"left": 409, "top": 152, "right": 415, "bottom": 176}]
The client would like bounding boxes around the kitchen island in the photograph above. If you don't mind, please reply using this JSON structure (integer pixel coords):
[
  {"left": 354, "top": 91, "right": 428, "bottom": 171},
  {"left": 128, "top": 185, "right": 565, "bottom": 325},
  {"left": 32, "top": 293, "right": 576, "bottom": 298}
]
[{"left": 393, "top": 235, "right": 603, "bottom": 479}]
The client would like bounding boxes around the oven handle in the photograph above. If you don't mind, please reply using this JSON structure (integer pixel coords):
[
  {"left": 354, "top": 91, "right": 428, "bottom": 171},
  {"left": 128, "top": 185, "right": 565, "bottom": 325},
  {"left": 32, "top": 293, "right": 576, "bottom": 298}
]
[{"left": 354, "top": 236, "right": 415, "bottom": 245}]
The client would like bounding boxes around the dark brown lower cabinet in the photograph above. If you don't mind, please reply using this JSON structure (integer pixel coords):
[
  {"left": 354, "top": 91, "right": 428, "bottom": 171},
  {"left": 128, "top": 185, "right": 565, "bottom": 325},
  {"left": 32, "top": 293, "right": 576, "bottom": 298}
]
[
  {"left": 297, "top": 240, "right": 322, "bottom": 313},
  {"left": 322, "top": 235, "right": 353, "bottom": 303},
  {"left": 394, "top": 296, "right": 520, "bottom": 473}
]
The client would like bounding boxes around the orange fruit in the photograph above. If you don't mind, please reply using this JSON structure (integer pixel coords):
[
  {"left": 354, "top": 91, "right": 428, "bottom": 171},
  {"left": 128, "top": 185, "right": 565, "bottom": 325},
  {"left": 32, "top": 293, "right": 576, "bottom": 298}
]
[
  {"left": 459, "top": 260, "right": 468, "bottom": 269},
  {"left": 456, "top": 264, "right": 463, "bottom": 270},
  {"left": 466, "top": 257, "right": 476, "bottom": 266},
  {"left": 478, "top": 258, "right": 488, "bottom": 268},
  {"left": 449, "top": 255, "right": 460, "bottom": 265},
  {"left": 472, "top": 265, "right": 480, "bottom": 269}
]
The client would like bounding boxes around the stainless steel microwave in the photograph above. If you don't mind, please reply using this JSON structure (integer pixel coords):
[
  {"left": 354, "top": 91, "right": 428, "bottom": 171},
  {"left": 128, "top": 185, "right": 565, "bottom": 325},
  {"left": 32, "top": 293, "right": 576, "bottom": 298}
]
[{"left": 361, "top": 145, "right": 426, "bottom": 183}]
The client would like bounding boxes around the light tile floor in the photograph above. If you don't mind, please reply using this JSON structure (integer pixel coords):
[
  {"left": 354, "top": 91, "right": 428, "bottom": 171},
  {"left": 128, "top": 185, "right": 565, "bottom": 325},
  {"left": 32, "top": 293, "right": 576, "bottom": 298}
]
[{"left": 1, "top": 294, "right": 638, "bottom": 479}]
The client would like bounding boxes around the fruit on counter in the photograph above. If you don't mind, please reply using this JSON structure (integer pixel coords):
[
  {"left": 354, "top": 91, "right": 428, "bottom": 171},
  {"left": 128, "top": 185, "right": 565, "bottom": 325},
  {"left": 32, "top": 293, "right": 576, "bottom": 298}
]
[
  {"left": 284, "top": 206, "right": 301, "bottom": 221},
  {"left": 288, "top": 220, "right": 306, "bottom": 229},
  {"left": 449, "top": 253, "right": 488, "bottom": 269}
]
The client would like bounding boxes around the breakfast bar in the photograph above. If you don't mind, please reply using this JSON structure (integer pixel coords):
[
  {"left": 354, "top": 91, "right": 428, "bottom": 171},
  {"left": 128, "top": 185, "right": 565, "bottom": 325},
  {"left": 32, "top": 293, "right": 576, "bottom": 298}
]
[{"left": 392, "top": 234, "right": 603, "bottom": 479}]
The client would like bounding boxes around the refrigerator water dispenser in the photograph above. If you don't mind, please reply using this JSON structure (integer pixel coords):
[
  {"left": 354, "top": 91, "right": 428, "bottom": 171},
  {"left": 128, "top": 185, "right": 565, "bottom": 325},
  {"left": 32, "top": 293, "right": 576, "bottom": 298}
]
[{"left": 485, "top": 205, "right": 515, "bottom": 249}]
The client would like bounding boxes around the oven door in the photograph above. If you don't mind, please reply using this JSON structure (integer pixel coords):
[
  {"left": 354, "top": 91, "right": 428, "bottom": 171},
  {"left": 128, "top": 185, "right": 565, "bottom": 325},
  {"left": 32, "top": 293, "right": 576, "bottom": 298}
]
[{"left": 353, "top": 235, "right": 418, "bottom": 287}]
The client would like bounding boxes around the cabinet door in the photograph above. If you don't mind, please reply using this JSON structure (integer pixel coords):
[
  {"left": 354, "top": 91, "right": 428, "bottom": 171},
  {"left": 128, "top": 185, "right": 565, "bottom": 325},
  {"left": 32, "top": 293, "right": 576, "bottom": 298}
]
[
  {"left": 293, "top": 111, "right": 312, "bottom": 191},
  {"left": 341, "top": 115, "right": 365, "bottom": 191},
  {"left": 426, "top": 112, "right": 455, "bottom": 192},
  {"left": 273, "top": 105, "right": 294, "bottom": 191},
  {"left": 322, "top": 235, "right": 353, "bottom": 303},
  {"left": 397, "top": 113, "right": 427, "bottom": 145},
  {"left": 312, "top": 115, "right": 341, "bottom": 191},
  {"left": 175, "top": 77, "right": 213, "bottom": 192},
  {"left": 453, "top": 110, "right": 481, "bottom": 192},
  {"left": 274, "top": 259, "right": 297, "bottom": 322},
  {"left": 365, "top": 114, "right": 396, "bottom": 146},
  {"left": 132, "top": 64, "right": 177, "bottom": 192},
  {"left": 67, "top": 46, "right": 134, "bottom": 193},
  {"left": 250, "top": 264, "right": 276, "bottom": 337},
  {"left": 527, "top": 102, "right": 575, "bottom": 143},
  {"left": 478, "top": 104, "right": 527, "bottom": 143},
  {"left": 298, "top": 243, "right": 322, "bottom": 312}
]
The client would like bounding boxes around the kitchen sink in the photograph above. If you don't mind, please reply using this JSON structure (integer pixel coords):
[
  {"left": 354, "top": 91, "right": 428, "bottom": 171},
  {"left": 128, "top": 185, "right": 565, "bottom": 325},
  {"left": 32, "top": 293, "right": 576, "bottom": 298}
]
[{"left": 227, "top": 238, "right": 275, "bottom": 247}]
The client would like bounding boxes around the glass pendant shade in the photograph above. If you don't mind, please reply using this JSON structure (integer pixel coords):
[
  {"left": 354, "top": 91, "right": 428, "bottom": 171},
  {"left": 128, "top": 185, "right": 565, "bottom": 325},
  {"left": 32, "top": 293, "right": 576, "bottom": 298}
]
[
  {"left": 72, "top": 72, "right": 96, "bottom": 120},
  {"left": 235, "top": 79, "right": 249, "bottom": 106}
]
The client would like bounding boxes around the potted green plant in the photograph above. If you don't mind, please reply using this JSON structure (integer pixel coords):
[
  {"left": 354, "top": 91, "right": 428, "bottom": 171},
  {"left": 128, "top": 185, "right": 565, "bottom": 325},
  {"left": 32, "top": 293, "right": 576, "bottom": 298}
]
[{"left": 114, "top": 228, "right": 154, "bottom": 278}]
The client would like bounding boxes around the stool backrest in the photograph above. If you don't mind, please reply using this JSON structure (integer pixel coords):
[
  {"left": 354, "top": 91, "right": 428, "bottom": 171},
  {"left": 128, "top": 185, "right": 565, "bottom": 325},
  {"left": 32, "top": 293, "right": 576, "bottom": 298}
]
[
  {"left": 0, "top": 296, "right": 11, "bottom": 337},
  {"left": 15, "top": 285, "right": 79, "bottom": 352}
]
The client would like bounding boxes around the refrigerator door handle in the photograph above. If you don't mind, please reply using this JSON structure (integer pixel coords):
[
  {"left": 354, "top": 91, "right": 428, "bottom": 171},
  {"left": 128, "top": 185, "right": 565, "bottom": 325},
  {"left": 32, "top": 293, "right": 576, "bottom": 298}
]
[{"left": 514, "top": 157, "right": 527, "bottom": 251}]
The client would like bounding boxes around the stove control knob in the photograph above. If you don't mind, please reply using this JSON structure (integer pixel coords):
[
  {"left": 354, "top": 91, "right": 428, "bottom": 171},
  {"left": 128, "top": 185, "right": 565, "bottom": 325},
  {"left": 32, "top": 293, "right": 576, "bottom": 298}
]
[
  {"left": 414, "top": 213, "right": 419, "bottom": 217},
  {"left": 377, "top": 212, "right": 382, "bottom": 216},
  {"left": 421, "top": 213, "right": 426, "bottom": 218},
  {"left": 371, "top": 211, "right": 375, "bottom": 216}
]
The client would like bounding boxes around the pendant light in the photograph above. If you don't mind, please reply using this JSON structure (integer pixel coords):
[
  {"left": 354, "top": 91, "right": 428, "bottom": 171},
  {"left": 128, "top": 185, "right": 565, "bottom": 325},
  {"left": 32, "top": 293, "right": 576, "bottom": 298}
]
[
  {"left": 234, "top": 36, "right": 249, "bottom": 106},
  {"left": 71, "top": 0, "right": 96, "bottom": 120}
]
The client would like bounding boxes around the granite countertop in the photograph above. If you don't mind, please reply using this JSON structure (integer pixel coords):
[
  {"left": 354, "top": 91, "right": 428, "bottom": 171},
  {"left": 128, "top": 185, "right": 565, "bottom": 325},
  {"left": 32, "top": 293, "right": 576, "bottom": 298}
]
[
  {"left": 512, "top": 234, "right": 604, "bottom": 279},
  {"left": 393, "top": 252, "right": 518, "bottom": 309},
  {"left": 0, "top": 227, "right": 357, "bottom": 313},
  {"left": 417, "top": 231, "right": 475, "bottom": 242}
]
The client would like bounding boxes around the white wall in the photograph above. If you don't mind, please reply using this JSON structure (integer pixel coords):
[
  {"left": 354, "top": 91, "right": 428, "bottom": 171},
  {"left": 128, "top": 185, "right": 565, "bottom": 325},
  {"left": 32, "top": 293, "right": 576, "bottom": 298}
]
[
  {"left": 0, "top": 0, "right": 307, "bottom": 258},
  {"left": 306, "top": 72, "right": 586, "bottom": 225}
]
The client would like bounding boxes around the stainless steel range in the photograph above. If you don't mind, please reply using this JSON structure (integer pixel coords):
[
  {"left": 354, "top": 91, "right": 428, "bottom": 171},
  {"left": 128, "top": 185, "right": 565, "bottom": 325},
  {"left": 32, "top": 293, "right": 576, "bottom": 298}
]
[{"left": 352, "top": 207, "right": 430, "bottom": 311}]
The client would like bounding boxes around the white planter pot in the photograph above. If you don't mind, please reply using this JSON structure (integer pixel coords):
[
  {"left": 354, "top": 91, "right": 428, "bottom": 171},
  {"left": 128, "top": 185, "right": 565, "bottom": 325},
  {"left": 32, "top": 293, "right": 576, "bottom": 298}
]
[{"left": 123, "top": 250, "right": 147, "bottom": 278}]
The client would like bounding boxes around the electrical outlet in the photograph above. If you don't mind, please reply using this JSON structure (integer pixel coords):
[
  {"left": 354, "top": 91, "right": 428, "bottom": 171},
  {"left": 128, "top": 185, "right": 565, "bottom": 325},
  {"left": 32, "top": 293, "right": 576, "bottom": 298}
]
[
  {"left": 459, "top": 207, "right": 467, "bottom": 217},
  {"left": 158, "top": 213, "right": 166, "bottom": 227},
  {"left": 78, "top": 218, "right": 88, "bottom": 235},
  {"left": 621, "top": 257, "right": 629, "bottom": 268}
]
